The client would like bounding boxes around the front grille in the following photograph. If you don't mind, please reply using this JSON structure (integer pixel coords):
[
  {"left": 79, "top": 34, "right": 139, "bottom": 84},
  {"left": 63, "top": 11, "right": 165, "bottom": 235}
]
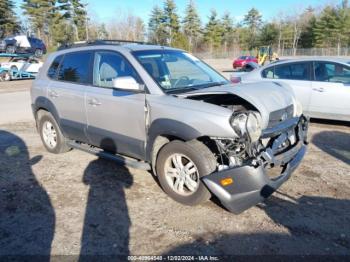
[{"left": 268, "top": 104, "right": 294, "bottom": 128}]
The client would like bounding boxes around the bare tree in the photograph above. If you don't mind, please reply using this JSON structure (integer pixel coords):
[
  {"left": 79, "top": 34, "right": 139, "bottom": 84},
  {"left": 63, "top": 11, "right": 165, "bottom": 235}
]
[
  {"left": 287, "top": 7, "right": 313, "bottom": 56},
  {"left": 107, "top": 11, "right": 145, "bottom": 41}
]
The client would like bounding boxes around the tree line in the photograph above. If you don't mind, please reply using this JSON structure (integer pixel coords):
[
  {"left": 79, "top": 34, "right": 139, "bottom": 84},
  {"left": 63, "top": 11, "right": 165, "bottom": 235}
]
[
  {"left": 0, "top": 0, "right": 88, "bottom": 50},
  {"left": 148, "top": 0, "right": 350, "bottom": 54},
  {"left": 1, "top": 0, "right": 349, "bottom": 53}
]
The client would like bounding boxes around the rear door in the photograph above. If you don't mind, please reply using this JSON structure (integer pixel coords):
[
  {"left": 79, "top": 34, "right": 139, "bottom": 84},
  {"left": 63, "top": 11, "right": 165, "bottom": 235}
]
[
  {"left": 85, "top": 50, "right": 146, "bottom": 160},
  {"left": 309, "top": 61, "right": 350, "bottom": 120},
  {"left": 47, "top": 51, "right": 92, "bottom": 141}
]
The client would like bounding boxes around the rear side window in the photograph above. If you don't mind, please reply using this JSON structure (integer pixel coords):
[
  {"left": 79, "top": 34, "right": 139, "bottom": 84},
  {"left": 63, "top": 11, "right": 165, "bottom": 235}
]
[
  {"left": 263, "top": 62, "right": 310, "bottom": 81},
  {"left": 47, "top": 55, "right": 63, "bottom": 79},
  {"left": 58, "top": 52, "right": 92, "bottom": 84}
]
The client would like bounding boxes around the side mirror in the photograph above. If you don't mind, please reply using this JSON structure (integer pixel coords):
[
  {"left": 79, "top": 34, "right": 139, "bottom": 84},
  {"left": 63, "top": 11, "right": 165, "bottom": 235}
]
[{"left": 112, "top": 76, "right": 143, "bottom": 91}]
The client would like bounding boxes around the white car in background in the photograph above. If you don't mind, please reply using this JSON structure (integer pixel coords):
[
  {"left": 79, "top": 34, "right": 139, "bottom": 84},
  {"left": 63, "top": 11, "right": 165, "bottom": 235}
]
[
  {"left": 0, "top": 57, "right": 43, "bottom": 74},
  {"left": 238, "top": 58, "right": 350, "bottom": 122}
]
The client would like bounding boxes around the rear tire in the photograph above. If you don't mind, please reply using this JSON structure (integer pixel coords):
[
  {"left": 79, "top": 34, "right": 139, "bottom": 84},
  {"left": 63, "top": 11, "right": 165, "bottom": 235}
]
[
  {"left": 156, "top": 140, "right": 217, "bottom": 206},
  {"left": 37, "top": 111, "right": 71, "bottom": 154}
]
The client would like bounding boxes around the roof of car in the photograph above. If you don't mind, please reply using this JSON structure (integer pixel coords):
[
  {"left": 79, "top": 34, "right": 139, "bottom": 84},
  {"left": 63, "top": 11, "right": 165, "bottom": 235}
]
[
  {"left": 122, "top": 44, "right": 179, "bottom": 51},
  {"left": 56, "top": 40, "right": 180, "bottom": 53},
  {"left": 263, "top": 57, "right": 350, "bottom": 67}
]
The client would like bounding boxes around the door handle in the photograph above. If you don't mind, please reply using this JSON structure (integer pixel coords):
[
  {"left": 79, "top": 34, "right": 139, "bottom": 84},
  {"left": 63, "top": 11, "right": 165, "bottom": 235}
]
[
  {"left": 49, "top": 90, "right": 59, "bottom": 98},
  {"left": 88, "top": 98, "right": 102, "bottom": 106},
  {"left": 312, "top": 87, "right": 325, "bottom": 92}
]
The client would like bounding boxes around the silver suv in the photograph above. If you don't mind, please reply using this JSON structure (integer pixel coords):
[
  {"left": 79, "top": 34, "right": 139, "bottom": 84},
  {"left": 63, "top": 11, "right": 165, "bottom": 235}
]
[{"left": 31, "top": 41, "right": 308, "bottom": 213}]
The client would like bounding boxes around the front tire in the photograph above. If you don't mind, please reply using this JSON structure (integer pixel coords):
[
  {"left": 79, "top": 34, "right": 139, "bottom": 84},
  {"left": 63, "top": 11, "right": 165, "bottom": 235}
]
[
  {"left": 38, "top": 111, "right": 71, "bottom": 154},
  {"left": 0, "top": 71, "right": 11, "bottom": 81},
  {"left": 156, "top": 140, "right": 217, "bottom": 206}
]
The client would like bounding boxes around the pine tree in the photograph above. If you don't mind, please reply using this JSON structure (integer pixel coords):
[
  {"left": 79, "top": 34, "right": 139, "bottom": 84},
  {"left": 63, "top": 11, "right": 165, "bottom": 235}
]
[
  {"left": 98, "top": 23, "right": 109, "bottom": 39},
  {"left": 204, "top": 9, "right": 224, "bottom": 53},
  {"left": 313, "top": 6, "right": 341, "bottom": 48},
  {"left": 148, "top": 5, "right": 167, "bottom": 45},
  {"left": 0, "top": 0, "right": 19, "bottom": 37},
  {"left": 259, "top": 23, "right": 278, "bottom": 46},
  {"left": 182, "top": 0, "right": 201, "bottom": 51},
  {"left": 299, "top": 10, "right": 317, "bottom": 48},
  {"left": 21, "top": 0, "right": 56, "bottom": 39},
  {"left": 163, "top": 0, "right": 180, "bottom": 45},
  {"left": 243, "top": 8, "right": 262, "bottom": 49},
  {"left": 68, "top": 0, "right": 87, "bottom": 41}
]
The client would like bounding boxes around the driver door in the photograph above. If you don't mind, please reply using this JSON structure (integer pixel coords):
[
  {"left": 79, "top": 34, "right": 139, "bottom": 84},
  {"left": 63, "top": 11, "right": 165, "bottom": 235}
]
[{"left": 85, "top": 50, "right": 146, "bottom": 159}]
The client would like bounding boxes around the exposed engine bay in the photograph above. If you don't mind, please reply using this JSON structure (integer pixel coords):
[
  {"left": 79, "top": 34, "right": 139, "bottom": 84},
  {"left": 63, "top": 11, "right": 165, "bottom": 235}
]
[
  {"left": 184, "top": 93, "right": 258, "bottom": 112},
  {"left": 182, "top": 92, "right": 308, "bottom": 173},
  {"left": 184, "top": 94, "right": 264, "bottom": 169}
]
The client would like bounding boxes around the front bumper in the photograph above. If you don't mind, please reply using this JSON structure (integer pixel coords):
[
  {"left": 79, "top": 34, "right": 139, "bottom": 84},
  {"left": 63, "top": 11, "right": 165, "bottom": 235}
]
[{"left": 203, "top": 115, "right": 308, "bottom": 214}]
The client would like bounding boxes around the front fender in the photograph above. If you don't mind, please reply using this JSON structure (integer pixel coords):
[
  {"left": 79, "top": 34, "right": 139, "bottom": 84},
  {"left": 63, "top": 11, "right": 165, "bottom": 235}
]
[{"left": 145, "top": 118, "right": 202, "bottom": 162}]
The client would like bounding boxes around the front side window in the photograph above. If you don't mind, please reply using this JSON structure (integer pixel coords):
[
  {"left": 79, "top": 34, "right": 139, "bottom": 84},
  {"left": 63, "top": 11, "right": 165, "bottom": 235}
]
[
  {"left": 58, "top": 52, "right": 92, "bottom": 84},
  {"left": 133, "top": 50, "right": 228, "bottom": 93},
  {"left": 47, "top": 55, "right": 63, "bottom": 79},
  {"left": 262, "top": 66, "right": 274, "bottom": 79},
  {"left": 314, "top": 62, "right": 350, "bottom": 84},
  {"left": 93, "top": 51, "right": 140, "bottom": 88}
]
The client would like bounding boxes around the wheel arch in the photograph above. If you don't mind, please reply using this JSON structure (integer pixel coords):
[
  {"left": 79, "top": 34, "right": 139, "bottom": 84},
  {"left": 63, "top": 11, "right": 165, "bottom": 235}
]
[
  {"left": 146, "top": 118, "right": 211, "bottom": 174},
  {"left": 33, "top": 96, "right": 62, "bottom": 131}
]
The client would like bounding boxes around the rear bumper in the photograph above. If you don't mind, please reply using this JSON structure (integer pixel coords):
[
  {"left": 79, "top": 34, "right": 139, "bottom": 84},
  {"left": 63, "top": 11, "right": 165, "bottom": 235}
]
[
  {"left": 203, "top": 116, "right": 308, "bottom": 214},
  {"left": 233, "top": 63, "right": 243, "bottom": 68}
]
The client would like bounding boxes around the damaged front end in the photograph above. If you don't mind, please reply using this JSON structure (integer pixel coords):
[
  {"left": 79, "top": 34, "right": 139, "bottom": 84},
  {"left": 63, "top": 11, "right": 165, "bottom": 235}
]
[{"left": 202, "top": 114, "right": 309, "bottom": 214}]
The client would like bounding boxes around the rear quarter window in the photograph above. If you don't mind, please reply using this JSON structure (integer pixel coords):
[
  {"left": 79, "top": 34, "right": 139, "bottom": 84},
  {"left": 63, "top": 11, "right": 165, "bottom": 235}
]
[
  {"left": 47, "top": 55, "right": 63, "bottom": 79},
  {"left": 57, "top": 52, "right": 92, "bottom": 84}
]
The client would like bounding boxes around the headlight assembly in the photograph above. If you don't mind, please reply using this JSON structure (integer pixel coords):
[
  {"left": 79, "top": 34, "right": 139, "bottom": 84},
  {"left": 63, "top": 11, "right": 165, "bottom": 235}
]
[
  {"left": 230, "top": 112, "right": 262, "bottom": 142},
  {"left": 246, "top": 112, "right": 262, "bottom": 142},
  {"left": 230, "top": 113, "right": 248, "bottom": 137}
]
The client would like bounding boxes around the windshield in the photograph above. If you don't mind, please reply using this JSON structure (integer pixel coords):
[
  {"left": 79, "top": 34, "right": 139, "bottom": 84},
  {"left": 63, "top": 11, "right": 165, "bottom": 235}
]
[{"left": 133, "top": 50, "right": 228, "bottom": 93}]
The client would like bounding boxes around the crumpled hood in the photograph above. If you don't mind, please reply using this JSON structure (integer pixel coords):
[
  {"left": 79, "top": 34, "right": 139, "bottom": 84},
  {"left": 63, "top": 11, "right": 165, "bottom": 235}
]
[{"left": 179, "top": 81, "right": 296, "bottom": 128}]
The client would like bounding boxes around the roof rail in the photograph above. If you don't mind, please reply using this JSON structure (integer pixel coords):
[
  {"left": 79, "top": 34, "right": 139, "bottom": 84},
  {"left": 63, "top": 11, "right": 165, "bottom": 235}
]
[{"left": 58, "top": 39, "right": 152, "bottom": 50}]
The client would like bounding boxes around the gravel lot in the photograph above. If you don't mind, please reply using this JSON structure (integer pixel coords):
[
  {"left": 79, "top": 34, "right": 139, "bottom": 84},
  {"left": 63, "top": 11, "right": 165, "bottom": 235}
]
[{"left": 0, "top": 62, "right": 349, "bottom": 257}]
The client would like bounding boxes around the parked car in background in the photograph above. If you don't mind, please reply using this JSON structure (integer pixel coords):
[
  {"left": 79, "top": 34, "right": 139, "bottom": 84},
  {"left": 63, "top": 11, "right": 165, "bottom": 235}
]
[
  {"left": 233, "top": 55, "right": 258, "bottom": 69},
  {"left": 31, "top": 40, "right": 308, "bottom": 214},
  {"left": 238, "top": 58, "right": 350, "bottom": 122},
  {"left": 0, "top": 35, "right": 46, "bottom": 57},
  {"left": 0, "top": 57, "right": 43, "bottom": 73}
]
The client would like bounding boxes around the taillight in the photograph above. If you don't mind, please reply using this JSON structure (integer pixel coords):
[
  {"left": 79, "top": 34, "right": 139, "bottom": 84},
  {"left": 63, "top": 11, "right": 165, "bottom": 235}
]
[{"left": 230, "top": 76, "right": 241, "bottom": 84}]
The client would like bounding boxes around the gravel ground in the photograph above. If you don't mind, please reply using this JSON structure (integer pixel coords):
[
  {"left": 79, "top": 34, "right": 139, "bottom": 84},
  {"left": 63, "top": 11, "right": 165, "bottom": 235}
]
[{"left": 0, "top": 120, "right": 349, "bottom": 257}]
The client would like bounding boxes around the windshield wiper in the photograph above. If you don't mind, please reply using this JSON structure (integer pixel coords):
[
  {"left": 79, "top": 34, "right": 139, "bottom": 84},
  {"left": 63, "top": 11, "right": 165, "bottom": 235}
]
[
  {"left": 198, "top": 81, "right": 227, "bottom": 88},
  {"left": 166, "top": 86, "right": 201, "bottom": 94}
]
